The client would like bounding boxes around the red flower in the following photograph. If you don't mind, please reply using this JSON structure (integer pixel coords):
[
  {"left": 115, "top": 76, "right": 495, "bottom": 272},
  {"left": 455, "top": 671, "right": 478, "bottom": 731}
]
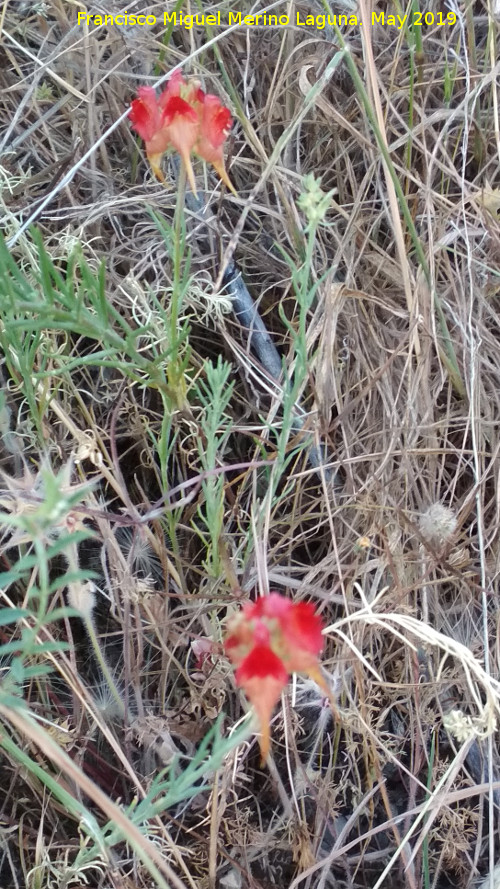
[
  {"left": 196, "top": 94, "right": 234, "bottom": 192},
  {"left": 130, "top": 86, "right": 164, "bottom": 144},
  {"left": 225, "top": 592, "right": 329, "bottom": 760},
  {"left": 159, "top": 95, "right": 199, "bottom": 193},
  {"left": 130, "top": 72, "right": 234, "bottom": 193}
]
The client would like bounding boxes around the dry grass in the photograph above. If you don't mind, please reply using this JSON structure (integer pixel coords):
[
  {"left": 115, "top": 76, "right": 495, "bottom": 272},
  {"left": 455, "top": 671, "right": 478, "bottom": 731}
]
[{"left": 2, "top": 0, "right": 500, "bottom": 887}]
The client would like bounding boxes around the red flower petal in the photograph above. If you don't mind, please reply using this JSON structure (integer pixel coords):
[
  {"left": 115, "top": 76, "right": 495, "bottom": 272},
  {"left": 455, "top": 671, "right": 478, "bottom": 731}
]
[
  {"left": 280, "top": 601, "right": 324, "bottom": 655},
  {"left": 196, "top": 94, "right": 234, "bottom": 192},
  {"left": 162, "top": 95, "right": 198, "bottom": 127},
  {"left": 130, "top": 87, "right": 172, "bottom": 178},
  {"left": 160, "top": 70, "right": 185, "bottom": 101},
  {"left": 158, "top": 73, "right": 203, "bottom": 114},
  {"left": 130, "top": 86, "right": 162, "bottom": 142},
  {"left": 251, "top": 592, "right": 292, "bottom": 620},
  {"left": 235, "top": 645, "right": 288, "bottom": 761},
  {"left": 235, "top": 645, "right": 288, "bottom": 685},
  {"left": 198, "top": 94, "right": 232, "bottom": 155},
  {"left": 160, "top": 96, "right": 199, "bottom": 193},
  {"left": 253, "top": 593, "right": 324, "bottom": 655}
]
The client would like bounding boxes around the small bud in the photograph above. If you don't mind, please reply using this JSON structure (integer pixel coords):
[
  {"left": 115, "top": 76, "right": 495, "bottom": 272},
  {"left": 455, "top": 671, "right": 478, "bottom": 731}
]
[{"left": 297, "top": 173, "right": 335, "bottom": 230}]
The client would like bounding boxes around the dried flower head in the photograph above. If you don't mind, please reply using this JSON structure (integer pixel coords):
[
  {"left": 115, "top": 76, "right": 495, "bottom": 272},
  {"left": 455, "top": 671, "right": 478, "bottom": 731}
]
[
  {"left": 0, "top": 460, "right": 89, "bottom": 548},
  {"left": 443, "top": 706, "right": 496, "bottom": 742},
  {"left": 418, "top": 503, "right": 457, "bottom": 546},
  {"left": 67, "top": 580, "right": 96, "bottom": 621}
]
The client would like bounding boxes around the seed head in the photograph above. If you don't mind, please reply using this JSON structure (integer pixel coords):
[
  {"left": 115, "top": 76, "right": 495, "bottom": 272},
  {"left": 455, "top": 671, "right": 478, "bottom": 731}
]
[{"left": 418, "top": 503, "right": 457, "bottom": 546}]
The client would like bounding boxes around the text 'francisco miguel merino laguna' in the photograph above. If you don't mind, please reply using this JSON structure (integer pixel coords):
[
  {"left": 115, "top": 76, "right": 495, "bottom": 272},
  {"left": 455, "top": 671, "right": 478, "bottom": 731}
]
[{"left": 77, "top": 10, "right": 449, "bottom": 30}]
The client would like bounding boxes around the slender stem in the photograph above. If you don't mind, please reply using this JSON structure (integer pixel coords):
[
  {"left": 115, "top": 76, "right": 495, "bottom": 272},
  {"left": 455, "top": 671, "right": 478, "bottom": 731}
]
[{"left": 83, "top": 614, "right": 126, "bottom": 719}]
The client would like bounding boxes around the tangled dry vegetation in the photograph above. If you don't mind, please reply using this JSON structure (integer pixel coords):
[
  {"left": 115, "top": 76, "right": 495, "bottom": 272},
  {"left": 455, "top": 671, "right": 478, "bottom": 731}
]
[{"left": 2, "top": 0, "right": 500, "bottom": 887}]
